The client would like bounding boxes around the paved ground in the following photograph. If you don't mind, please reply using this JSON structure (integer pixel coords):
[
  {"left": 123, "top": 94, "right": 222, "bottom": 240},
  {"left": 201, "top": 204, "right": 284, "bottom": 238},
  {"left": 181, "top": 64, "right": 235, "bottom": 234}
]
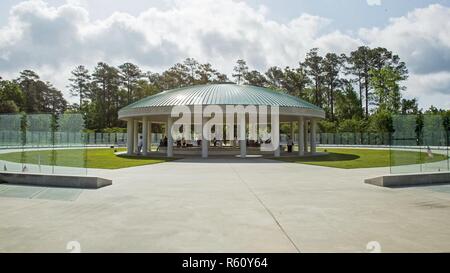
[{"left": 1, "top": 156, "right": 450, "bottom": 253}]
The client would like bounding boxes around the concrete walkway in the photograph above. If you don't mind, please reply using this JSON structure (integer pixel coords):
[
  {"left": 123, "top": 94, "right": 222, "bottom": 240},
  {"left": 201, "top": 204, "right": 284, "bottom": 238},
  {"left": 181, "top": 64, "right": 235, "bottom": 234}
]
[{"left": 1, "top": 157, "right": 450, "bottom": 252}]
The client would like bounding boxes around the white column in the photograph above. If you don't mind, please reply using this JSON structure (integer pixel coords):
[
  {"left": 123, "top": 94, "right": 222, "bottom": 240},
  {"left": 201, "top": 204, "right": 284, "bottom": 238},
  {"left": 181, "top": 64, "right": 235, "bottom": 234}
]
[
  {"left": 147, "top": 120, "right": 152, "bottom": 153},
  {"left": 290, "top": 122, "right": 295, "bottom": 140},
  {"left": 167, "top": 116, "right": 173, "bottom": 157},
  {"left": 290, "top": 121, "right": 295, "bottom": 153},
  {"left": 164, "top": 121, "right": 168, "bottom": 137},
  {"left": 202, "top": 117, "right": 209, "bottom": 158},
  {"left": 298, "top": 117, "right": 304, "bottom": 156},
  {"left": 274, "top": 120, "right": 280, "bottom": 157},
  {"left": 304, "top": 120, "right": 309, "bottom": 153},
  {"left": 239, "top": 115, "right": 246, "bottom": 158},
  {"left": 133, "top": 120, "right": 138, "bottom": 153},
  {"left": 310, "top": 119, "right": 317, "bottom": 154},
  {"left": 142, "top": 116, "right": 148, "bottom": 156},
  {"left": 219, "top": 123, "right": 224, "bottom": 148},
  {"left": 126, "top": 119, "right": 134, "bottom": 155}
]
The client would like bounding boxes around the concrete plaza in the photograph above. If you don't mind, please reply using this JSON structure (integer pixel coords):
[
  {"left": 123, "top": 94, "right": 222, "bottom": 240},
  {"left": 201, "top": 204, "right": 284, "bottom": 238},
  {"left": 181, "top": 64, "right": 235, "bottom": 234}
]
[{"left": 1, "top": 157, "right": 450, "bottom": 253}]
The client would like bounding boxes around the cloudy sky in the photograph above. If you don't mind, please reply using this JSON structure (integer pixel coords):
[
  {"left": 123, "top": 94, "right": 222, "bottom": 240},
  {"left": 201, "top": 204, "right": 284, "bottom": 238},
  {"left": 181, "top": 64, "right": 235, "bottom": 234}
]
[{"left": 0, "top": 0, "right": 449, "bottom": 109}]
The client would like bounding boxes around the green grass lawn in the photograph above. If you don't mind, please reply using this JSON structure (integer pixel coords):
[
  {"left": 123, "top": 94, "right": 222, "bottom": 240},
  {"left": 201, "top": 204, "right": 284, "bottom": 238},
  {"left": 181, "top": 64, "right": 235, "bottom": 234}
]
[
  {"left": 274, "top": 148, "right": 448, "bottom": 169},
  {"left": 0, "top": 148, "right": 174, "bottom": 169},
  {"left": 1, "top": 147, "right": 447, "bottom": 170}
]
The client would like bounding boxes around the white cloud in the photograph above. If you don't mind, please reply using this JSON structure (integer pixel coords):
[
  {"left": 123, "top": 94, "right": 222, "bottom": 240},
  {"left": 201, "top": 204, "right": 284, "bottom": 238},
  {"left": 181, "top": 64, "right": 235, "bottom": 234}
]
[
  {"left": 405, "top": 72, "right": 450, "bottom": 111},
  {"left": 360, "top": 4, "right": 450, "bottom": 108},
  {"left": 407, "top": 72, "right": 450, "bottom": 97},
  {"left": 366, "top": 0, "right": 382, "bottom": 6},
  {"left": 0, "top": 0, "right": 449, "bottom": 109},
  {"left": 0, "top": 0, "right": 355, "bottom": 95},
  {"left": 360, "top": 4, "right": 450, "bottom": 75}
]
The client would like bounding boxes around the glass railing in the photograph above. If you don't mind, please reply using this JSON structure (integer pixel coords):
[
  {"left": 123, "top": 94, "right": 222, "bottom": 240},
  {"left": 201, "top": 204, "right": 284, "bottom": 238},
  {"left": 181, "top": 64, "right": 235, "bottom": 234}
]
[
  {"left": 317, "top": 132, "right": 390, "bottom": 146},
  {"left": 316, "top": 115, "right": 449, "bottom": 174},
  {"left": 389, "top": 115, "right": 449, "bottom": 174},
  {"left": 0, "top": 113, "right": 87, "bottom": 176}
]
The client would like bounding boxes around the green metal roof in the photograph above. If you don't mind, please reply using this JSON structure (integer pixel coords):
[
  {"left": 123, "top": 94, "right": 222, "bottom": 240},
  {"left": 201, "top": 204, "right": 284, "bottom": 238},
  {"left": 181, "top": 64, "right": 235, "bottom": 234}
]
[{"left": 120, "top": 84, "right": 323, "bottom": 111}]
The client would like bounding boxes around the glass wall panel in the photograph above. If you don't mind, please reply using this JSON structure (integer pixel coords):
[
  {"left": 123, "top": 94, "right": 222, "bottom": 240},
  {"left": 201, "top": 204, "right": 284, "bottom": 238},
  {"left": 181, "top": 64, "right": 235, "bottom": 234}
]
[
  {"left": 0, "top": 114, "right": 23, "bottom": 172},
  {"left": 390, "top": 115, "right": 421, "bottom": 174},
  {"left": 1, "top": 113, "right": 87, "bottom": 176},
  {"left": 422, "top": 115, "right": 449, "bottom": 173},
  {"left": 25, "top": 114, "right": 52, "bottom": 173},
  {"left": 390, "top": 115, "right": 449, "bottom": 174},
  {"left": 53, "top": 113, "right": 87, "bottom": 176}
]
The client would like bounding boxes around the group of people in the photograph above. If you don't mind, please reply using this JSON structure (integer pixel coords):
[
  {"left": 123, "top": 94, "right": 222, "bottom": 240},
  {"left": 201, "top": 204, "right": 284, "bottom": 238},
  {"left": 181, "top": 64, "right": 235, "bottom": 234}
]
[
  {"left": 135, "top": 135, "right": 169, "bottom": 155},
  {"left": 135, "top": 135, "right": 296, "bottom": 154}
]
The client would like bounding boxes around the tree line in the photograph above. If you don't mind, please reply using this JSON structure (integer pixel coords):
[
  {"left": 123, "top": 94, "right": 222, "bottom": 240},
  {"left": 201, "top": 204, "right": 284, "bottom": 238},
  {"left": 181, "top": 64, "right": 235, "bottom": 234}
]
[
  {"left": 0, "top": 70, "right": 66, "bottom": 115},
  {"left": 1, "top": 46, "right": 449, "bottom": 133}
]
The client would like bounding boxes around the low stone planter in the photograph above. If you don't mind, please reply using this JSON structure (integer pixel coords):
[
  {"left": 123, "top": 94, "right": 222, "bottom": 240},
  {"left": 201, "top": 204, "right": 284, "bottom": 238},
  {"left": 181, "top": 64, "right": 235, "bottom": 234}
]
[
  {"left": 365, "top": 171, "right": 450, "bottom": 187},
  {"left": 0, "top": 172, "right": 112, "bottom": 189}
]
